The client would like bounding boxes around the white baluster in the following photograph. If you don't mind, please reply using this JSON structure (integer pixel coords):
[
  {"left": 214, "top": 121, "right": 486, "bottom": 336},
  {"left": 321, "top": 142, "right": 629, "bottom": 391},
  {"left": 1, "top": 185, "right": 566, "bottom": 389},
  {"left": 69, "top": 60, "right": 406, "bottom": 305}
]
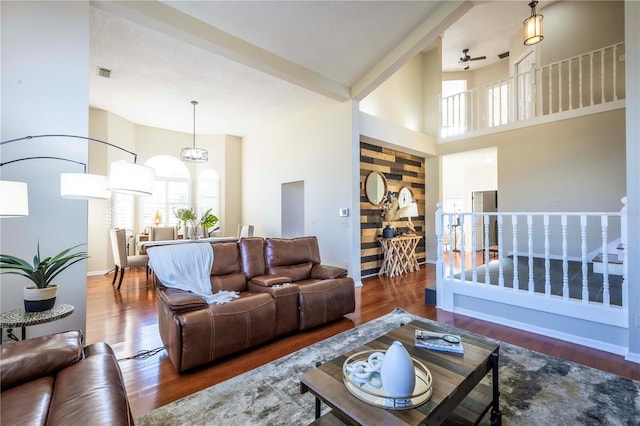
[
  {"left": 581, "top": 215, "right": 589, "bottom": 303},
  {"left": 601, "top": 49, "right": 605, "bottom": 103},
  {"left": 484, "top": 214, "right": 490, "bottom": 285},
  {"left": 590, "top": 52, "right": 594, "bottom": 106},
  {"left": 568, "top": 59, "right": 573, "bottom": 110},
  {"left": 579, "top": 54, "right": 584, "bottom": 108},
  {"left": 527, "top": 215, "right": 534, "bottom": 293},
  {"left": 471, "top": 214, "right": 477, "bottom": 283},
  {"left": 544, "top": 215, "right": 551, "bottom": 296},
  {"left": 613, "top": 45, "right": 618, "bottom": 101},
  {"left": 548, "top": 64, "right": 552, "bottom": 113},
  {"left": 448, "top": 215, "right": 454, "bottom": 279},
  {"left": 558, "top": 62, "right": 563, "bottom": 112},
  {"left": 601, "top": 215, "right": 610, "bottom": 306},
  {"left": 459, "top": 214, "right": 465, "bottom": 282},
  {"left": 562, "top": 215, "right": 569, "bottom": 299},
  {"left": 512, "top": 215, "right": 519, "bottom": 291},
  {"left": 498, "top": 215, "right": 504, "bottom": 288}
]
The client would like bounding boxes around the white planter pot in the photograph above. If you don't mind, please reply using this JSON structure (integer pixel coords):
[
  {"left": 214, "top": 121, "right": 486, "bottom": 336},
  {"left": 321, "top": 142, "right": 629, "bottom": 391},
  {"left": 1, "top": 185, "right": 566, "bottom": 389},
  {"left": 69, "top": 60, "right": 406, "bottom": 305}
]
[
  {"left": 23, "top": 285, "right": 58, "bottom": 312},
  {"left": 380, "top": 341, "right": 416, "bottom": 399}
]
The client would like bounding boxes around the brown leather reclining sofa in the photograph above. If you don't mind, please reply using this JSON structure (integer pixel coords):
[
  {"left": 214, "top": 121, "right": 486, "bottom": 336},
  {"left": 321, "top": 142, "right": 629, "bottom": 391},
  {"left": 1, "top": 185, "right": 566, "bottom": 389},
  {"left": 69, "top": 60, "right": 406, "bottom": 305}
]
[
  {"left": 155, "top": 236, "right": 355, "bottom": 373},
  {"left": 0, "top": 330, "right": 133, "bottom": 425}
]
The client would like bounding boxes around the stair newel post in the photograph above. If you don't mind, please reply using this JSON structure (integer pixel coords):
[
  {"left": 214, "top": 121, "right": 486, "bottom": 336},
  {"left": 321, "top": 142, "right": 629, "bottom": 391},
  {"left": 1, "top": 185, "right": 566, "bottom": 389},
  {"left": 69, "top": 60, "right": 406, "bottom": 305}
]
[
  {"left": 581, "top": 215, "right": 589, "bottom": 303},
  {"left": 621, "top": 196, "right": 628, "bottom": 310},
  {"left": 601, "top": 215, "right": 610, "bottom": 306},
  {"left": 435, "top": 203, "right": 445, "bottom": 308}
]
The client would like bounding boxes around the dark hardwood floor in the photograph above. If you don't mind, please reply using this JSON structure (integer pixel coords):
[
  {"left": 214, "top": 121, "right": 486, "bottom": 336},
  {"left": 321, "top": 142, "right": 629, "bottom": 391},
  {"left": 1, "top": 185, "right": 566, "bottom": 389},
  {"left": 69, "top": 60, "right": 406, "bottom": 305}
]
[{"left": 86, "top": 263, "right": 639, "bottom": 419}]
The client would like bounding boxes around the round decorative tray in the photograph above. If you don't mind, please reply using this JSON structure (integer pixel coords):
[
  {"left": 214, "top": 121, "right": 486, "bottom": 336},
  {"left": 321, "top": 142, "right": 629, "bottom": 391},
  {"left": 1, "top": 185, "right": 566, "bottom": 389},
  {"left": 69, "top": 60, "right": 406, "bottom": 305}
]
[{"left": 342, "top": 349, "right": 433, "bottom": 410}]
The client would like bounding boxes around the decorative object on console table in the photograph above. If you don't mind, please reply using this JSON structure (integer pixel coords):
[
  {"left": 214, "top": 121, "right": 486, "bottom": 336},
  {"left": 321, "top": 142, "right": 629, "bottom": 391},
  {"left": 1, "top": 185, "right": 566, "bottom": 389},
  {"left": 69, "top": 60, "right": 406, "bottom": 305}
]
[
  {"left": 397, "top": 202, "right": 419, "bottom": 235},
  {"left": 0, "top": 243, "right": 88, "bottom": 312}
]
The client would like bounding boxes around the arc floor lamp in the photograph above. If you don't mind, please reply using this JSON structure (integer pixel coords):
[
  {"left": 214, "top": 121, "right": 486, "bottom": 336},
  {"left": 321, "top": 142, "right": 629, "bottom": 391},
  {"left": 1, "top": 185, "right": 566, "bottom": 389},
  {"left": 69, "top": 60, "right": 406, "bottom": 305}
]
[{"left": 0, "top": 134, "right": 155, "bottom": 218}]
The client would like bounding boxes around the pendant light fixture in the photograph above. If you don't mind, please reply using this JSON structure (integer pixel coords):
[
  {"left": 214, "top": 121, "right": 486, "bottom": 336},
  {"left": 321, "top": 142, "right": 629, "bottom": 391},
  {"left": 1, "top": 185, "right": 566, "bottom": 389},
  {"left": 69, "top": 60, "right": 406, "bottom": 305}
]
[
  {"left": 523, "top": 1, "right": 543, "bottom": 46},
  {"left": 180, "top": 100, "right": 208, "bottom": 163}
]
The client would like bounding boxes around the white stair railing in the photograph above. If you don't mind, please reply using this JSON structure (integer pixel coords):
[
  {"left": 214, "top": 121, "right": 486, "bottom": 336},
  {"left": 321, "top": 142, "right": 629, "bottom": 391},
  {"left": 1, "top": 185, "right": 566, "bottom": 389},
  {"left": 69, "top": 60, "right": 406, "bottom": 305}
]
[{"left": 435, "top": 199, "right": 627, "bottom": 310}]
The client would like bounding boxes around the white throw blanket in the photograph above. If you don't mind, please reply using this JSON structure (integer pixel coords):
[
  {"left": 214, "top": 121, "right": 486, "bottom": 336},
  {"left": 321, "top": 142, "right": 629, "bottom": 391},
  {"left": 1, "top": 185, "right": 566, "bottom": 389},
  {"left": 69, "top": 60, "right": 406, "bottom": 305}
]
[{"left": 148, "top": 243, "right": 237, "bottom": 305}]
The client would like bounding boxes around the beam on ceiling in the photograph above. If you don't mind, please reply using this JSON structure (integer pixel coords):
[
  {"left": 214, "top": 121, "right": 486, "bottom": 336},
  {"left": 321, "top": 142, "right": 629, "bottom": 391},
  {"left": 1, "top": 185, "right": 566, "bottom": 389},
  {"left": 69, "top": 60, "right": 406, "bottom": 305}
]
[
  {"left": 92, "top": 0, "right": 351, "bottom": 102},
  {"left": 350, "top": 1, "right": 474, "bottom": 101}
]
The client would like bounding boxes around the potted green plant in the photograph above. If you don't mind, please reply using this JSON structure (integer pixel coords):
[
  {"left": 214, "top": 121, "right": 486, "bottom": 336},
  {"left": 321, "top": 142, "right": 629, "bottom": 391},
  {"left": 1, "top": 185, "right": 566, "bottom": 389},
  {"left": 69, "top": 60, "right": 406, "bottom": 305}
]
[
  {"left": 0, "top": 243, "right": 89, "bottom": 312},
  {"left": 174, "top": 207, "right": 198, "bottom": 239},
  {"left": 199, "top": 208, "right": 219, "bottom": 236}
]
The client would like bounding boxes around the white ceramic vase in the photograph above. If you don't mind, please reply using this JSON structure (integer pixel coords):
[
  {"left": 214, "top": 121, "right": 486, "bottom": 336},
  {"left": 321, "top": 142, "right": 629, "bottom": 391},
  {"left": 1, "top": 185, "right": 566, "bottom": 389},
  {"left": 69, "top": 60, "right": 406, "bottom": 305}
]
[{"left": 380, "top": 341, "right": 416, "bottom": 398}]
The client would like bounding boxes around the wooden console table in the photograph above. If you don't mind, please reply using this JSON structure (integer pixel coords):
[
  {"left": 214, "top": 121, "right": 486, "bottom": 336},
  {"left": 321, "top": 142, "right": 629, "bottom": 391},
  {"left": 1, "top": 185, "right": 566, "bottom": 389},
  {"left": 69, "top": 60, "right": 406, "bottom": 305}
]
[{"left": 378, "top": 235, "right": 422, "bottom": 277}]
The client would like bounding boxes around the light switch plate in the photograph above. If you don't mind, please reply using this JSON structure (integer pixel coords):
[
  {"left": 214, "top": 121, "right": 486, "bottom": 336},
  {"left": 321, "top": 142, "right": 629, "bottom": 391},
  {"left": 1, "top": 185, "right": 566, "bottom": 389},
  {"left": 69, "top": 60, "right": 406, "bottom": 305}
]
[{"left": 339, "top": 208, "right": 349, "bottom": 217}]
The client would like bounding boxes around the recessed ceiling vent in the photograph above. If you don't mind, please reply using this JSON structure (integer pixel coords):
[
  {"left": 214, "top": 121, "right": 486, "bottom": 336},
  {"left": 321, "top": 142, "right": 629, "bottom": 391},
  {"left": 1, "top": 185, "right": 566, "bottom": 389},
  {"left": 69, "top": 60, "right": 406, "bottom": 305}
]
[
  {"left": 498, "top": 51, "right": 509, "bottom": 60},
  {"left": 97, "top": 67, "right": 112, "bottom": 78}
]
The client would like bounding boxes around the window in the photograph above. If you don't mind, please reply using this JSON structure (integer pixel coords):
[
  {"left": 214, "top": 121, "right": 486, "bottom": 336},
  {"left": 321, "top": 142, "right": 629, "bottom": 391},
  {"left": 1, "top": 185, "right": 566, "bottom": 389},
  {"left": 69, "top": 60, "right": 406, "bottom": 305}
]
[
  {"left": 487, "top": 82, "right": 509, "bottom": 127},
  {"left": 142, "top": 155, "right": 190, "bottom": 228},
  {"left": 110, "top": 192, "right": 134, "bottom": 230},
  {"left": 197, "top": 169, "right": 220, "bottom": 221},
  {"left": 441, "top": 80, "right": 467, "bottom": 137}
]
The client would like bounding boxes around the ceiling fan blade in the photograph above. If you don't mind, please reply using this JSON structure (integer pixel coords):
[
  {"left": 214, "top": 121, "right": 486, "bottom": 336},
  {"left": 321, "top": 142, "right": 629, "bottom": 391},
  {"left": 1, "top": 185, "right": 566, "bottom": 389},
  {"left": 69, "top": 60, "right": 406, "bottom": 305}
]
[{"left": 470, "top": 56, "right": 487, "bottom": 61}]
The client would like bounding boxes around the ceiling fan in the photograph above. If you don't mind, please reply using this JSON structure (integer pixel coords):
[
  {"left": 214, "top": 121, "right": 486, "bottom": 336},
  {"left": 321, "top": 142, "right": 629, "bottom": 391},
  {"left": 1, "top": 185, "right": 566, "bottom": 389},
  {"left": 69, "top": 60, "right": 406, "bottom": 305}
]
[{"left": 459, "top": 48, "right": 486, "bottom": 70}]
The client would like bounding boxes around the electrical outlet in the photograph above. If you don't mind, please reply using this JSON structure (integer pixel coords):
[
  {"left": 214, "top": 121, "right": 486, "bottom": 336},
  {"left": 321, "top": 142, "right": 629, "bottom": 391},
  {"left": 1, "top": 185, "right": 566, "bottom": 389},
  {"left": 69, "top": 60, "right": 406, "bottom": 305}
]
[{"left": 619, "top": 54, "right": 625, "bottom": 62}]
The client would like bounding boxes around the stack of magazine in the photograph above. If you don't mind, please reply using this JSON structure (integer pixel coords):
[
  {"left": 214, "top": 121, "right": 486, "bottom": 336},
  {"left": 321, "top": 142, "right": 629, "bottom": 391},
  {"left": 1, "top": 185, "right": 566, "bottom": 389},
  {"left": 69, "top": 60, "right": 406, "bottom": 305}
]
[{"left": 415, "top": 329, "right": 464, "bottom": 355}]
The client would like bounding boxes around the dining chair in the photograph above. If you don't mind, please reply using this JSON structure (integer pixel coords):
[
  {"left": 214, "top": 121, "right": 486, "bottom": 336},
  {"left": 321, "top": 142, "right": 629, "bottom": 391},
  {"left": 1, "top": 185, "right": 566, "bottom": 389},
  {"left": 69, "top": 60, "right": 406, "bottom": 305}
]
[
  {"left": 237, "top": 224, "right": 255, "bottom": 238},
  {"left": 149, "top": 226, "right": 177, "bottom": 241},
  {"left": 109, "top": 228, "right": 149, "bottom": 290}
]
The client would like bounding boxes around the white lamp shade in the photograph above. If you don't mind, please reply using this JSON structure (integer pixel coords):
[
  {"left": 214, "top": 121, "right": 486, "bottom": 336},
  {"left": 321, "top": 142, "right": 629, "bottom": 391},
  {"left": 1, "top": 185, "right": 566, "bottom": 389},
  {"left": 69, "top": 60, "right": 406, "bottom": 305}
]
[
  {"left": 107, "top": 161, "right": 155, "bottom": 196},
  {"left": 397, "top": 202, "right": 419, "bottom": 219},
  {"left": 60, "top": 173, "right": 108, "bottom": 200},
  {"left": 0, "top": 180, "right": 29, "bottom": 217},
  {"left": 524, "top": 14, "right": 543, "bottom": 46}
]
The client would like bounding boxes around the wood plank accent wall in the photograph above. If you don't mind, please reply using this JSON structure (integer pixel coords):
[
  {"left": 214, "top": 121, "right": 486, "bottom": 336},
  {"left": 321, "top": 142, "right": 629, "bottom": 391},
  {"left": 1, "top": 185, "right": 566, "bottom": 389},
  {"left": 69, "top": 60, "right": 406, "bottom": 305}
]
[{"left": 360, "top": 141, "right": 426, "bottom": 277}]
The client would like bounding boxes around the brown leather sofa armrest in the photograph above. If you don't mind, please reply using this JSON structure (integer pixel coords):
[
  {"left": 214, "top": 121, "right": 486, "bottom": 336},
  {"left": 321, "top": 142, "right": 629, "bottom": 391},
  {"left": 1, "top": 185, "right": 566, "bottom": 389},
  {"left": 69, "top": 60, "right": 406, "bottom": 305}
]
[
  {"left": 157, "top": 287, "right": 208, "bottom": 312},
  {"left": 0, "top": 330, "right": 84, "bottom": 391},
  {"left": 250, "top": 275, "right": 291, "bottom": 287},
  {"left": 311, "top": 264, "right": 348, "bottom": 279}
]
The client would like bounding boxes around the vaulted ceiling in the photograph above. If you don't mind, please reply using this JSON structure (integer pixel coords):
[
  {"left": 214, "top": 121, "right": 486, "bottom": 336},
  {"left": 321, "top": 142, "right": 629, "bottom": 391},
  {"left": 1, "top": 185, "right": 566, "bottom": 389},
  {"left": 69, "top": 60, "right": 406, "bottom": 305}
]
[{"left": 90, "top": 1, "right": 528, "bottom": 137}]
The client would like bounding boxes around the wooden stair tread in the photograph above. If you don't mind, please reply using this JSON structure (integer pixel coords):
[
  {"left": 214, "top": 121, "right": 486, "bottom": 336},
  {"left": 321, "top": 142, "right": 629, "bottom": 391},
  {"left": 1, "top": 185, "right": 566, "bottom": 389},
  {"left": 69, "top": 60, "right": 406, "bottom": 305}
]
[{"left": 592, "top": 253, "right": 623, "bottom": 264}]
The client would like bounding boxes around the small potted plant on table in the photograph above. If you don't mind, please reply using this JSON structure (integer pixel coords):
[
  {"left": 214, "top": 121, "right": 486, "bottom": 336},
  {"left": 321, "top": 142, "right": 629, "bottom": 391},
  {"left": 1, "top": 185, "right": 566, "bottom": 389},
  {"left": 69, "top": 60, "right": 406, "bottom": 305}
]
[{"left": 0, "top": 243, "right": 89, "bottom": 312}]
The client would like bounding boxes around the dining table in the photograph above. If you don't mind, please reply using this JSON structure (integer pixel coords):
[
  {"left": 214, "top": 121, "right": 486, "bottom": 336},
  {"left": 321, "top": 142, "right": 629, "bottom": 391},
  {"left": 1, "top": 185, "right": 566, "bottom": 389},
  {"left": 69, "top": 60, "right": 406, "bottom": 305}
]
[{"left": 137, "top": 236, "right": 239, "bottom": 255}]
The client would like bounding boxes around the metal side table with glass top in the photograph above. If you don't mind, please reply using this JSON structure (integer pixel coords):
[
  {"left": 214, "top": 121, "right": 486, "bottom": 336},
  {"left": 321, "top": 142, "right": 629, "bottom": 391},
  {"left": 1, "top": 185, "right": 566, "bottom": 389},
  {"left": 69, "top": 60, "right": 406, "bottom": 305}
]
[{"left": 0, "top": 304, "right": 74, "bottom": 344}]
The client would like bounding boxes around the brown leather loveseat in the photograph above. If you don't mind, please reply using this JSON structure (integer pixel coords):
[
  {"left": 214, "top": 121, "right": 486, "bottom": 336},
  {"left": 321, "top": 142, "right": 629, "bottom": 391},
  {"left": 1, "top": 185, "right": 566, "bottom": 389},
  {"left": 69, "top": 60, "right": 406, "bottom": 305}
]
[
  {"left": 155, "top": 236, "right": 355, "bottom": 373},
  {"left": 0, "top": 330, "right": 134, "bottom": 425}
]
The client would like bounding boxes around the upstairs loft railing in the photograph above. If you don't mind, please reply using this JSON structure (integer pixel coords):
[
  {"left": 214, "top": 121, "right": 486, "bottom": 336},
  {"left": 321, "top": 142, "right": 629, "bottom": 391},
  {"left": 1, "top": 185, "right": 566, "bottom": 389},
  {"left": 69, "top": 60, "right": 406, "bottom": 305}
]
[{"left": 440, "top": 42, "right": 625, "bottom": 138}]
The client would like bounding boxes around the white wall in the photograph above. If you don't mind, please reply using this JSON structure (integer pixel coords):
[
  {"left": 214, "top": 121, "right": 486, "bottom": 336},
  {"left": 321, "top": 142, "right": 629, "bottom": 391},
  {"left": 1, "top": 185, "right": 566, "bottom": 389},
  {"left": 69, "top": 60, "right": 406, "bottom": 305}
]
[
  {"left": 242, "top": 101, "right": 355, "bottom": 275},
  {"left": 360, "top": 54, "right": 425, "bottom": 133},
  {"left": 1, "top": 1, "right": 90, "bottom": 338}
]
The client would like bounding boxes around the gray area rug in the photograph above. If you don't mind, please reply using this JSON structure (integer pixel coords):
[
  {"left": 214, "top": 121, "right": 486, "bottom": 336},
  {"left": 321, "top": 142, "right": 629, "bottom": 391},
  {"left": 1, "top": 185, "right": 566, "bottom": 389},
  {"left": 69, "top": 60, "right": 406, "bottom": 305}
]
[{"left": 136, "top": 308, "right": 640, "bottom": 425}]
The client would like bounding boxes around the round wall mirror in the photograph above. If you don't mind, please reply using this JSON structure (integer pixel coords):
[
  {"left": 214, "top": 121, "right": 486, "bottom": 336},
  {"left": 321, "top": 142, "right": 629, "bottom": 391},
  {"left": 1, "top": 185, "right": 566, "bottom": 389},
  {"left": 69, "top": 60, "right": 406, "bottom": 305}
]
[{"left": 364, "top": 171, "right": 387, "bottom": 206}]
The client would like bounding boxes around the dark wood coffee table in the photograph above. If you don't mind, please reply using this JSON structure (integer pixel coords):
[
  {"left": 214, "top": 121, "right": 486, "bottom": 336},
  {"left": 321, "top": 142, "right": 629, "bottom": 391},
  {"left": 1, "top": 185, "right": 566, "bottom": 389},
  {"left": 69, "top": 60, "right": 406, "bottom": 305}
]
[{"left": 300, "top": 320, "right": 501, "bottom": 425}]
